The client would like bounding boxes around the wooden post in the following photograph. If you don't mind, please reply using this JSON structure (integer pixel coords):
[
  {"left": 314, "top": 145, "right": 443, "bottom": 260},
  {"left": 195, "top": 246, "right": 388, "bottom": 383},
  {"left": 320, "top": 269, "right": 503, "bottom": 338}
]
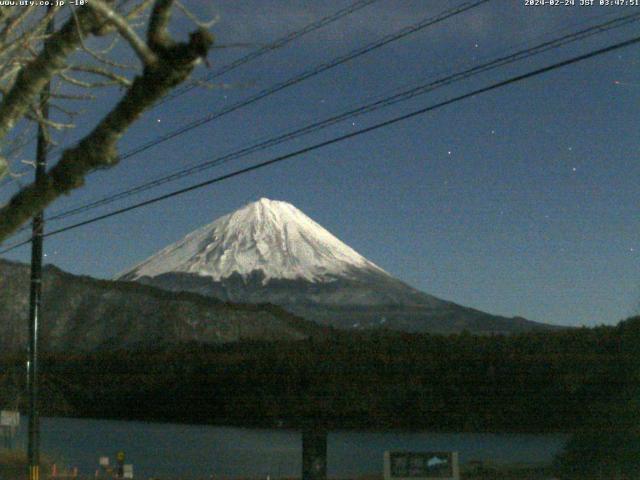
[{"left": 302, "top": 428, "right": 327, "bottom": 480}]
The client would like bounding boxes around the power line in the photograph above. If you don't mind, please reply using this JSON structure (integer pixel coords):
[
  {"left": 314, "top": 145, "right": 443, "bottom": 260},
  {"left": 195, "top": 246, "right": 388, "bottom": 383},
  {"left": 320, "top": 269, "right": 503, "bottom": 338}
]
[
  {"left": 1, "top": 0, "right": 491, "bottom": 246},
  {"left": 5, "top": 0, "right": 484, "bottom": 203},
  {"left": 1, "top": 0, "right": 379, "bottom": 175},
  {"left": 5, "top": 3, "right": 611, "bottom": 198},
  {"left": 10, "top": 0, "right": 493, "bottom": 228},
  {"left": 116, "top": 0, "right": 492, "bottom": 161},
  {"left": 43, "top": 12, "right": 640, "bottom": 223},
  {"left": 2, "top": 33, "right": 638, "bottom": 255},
  {"left": 158, "top": 0, "right": 380, "bottom": 105},
  {"left": 39, "top": 0, "right": 493, "bottom": 220}
]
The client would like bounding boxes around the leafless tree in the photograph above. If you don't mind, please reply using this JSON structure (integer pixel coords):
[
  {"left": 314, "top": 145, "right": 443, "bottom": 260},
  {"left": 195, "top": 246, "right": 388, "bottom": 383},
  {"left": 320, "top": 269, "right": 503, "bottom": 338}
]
[{"left": 0, "top": 0, "right": 214, "bottom": 242}]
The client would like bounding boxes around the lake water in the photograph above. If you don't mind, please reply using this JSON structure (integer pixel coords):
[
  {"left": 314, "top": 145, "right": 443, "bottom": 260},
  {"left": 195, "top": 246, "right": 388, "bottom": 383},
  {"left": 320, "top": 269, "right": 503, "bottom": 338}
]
[{"left": 9, "top": 417, "right": 568, "bottom": 478}]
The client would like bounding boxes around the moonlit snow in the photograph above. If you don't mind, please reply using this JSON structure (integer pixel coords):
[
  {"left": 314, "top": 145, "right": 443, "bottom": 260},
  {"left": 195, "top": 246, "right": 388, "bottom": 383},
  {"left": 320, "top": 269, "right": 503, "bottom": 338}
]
[{"left": 122, "top": 198, "right": 386, "bottom": 283}]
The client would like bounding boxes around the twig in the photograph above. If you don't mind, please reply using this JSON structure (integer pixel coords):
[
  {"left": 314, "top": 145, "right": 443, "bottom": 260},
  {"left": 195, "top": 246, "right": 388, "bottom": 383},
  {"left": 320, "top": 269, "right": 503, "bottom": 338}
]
[{"left": 88, "top": 0, "right": 158, "bottom": 66}]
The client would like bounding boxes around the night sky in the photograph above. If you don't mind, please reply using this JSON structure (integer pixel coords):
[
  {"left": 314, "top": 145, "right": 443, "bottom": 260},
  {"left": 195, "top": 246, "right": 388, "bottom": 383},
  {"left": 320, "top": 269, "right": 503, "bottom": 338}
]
[{"left": 1, "top": 0, "right": 639, "bottom": 327}]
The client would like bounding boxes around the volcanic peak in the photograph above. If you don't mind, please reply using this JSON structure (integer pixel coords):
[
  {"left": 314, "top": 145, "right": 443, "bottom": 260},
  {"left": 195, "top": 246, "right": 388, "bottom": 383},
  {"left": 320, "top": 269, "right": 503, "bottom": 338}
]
[{"left": 120, "top": 198, "right": 387, "bottom": 283}]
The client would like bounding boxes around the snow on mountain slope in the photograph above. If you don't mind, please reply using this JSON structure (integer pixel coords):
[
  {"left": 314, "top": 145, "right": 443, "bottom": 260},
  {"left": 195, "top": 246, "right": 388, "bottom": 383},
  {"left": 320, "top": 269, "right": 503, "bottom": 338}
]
[
  {"left": 120, "top": 198, "right": 388, "bottom": 283},
  {"left": 117, "top": 198, "right": 555, "bottom": 334}
]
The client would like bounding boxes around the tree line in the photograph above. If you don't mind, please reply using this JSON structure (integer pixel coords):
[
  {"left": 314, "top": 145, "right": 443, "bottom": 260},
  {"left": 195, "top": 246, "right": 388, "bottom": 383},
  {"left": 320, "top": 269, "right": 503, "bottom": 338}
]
[{"left": 1, "top": 316, "right": 638, "bottom": 434}]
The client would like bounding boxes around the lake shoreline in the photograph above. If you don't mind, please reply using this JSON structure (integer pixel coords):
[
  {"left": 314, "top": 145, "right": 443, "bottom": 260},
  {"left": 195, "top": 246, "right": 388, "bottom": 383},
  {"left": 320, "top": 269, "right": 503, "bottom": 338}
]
[
  {"left": 24, "top": 412, "right": 575, "bottom": 436},
  {"left": 0, "top": 451, "right": 557, "bottom": 480},
  {"left": 5, "top": 416, "right": 568, "bottom": 479}
]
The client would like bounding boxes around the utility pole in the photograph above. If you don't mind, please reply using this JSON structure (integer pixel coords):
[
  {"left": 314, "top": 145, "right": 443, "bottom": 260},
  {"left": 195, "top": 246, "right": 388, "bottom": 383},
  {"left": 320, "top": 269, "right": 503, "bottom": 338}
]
[
  {"left": 302, "top": 426, "right": 327, "bottom": 480},
  {"left": 28, "top": 8, "right": 54, "bottom": 480}
]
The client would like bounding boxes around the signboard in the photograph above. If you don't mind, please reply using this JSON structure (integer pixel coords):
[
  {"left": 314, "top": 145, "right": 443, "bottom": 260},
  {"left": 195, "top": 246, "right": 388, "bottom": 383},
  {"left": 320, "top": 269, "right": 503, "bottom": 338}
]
[
  {"left": 384, "top": 451, "right": 459, "bottom": 480},
  {"left": 0, "top": 410, "right": 19, "bottom": 427},
  {"left": 123, "top": 464, "right": 133, "bottom": 479}
]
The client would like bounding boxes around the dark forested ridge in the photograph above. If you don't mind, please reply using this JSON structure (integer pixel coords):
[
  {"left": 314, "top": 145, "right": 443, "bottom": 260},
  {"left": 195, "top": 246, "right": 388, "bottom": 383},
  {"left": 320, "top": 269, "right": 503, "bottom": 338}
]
[
  {"left": 0, "top": 259, "right": 326, "bottom": 351},
  {"left": 1, "top": 316, "right": 638, "bottom": 434}
]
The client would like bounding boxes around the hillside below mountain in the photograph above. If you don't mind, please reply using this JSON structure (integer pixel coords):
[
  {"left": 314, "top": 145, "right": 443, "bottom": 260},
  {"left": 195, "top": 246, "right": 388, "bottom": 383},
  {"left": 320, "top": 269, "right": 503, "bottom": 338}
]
[{"left": 0, "top": 259, "right": 322, "bottom": 352}]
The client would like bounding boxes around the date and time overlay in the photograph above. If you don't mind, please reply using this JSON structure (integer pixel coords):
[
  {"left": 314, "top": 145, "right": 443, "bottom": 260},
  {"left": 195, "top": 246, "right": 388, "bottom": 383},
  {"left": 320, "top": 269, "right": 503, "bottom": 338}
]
[
  {"left": 2, "top": 0, "right": 640, "bottom": 8},
  {"left": 526, "top": 0, "right": 639, "bottom": 6}
]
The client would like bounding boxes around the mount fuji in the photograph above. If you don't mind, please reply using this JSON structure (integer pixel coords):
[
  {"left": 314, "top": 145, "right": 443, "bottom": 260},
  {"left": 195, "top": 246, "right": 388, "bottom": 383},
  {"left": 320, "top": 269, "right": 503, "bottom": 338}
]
[{"left": 119, "top": 198, "right": 552, "bottom": 334}]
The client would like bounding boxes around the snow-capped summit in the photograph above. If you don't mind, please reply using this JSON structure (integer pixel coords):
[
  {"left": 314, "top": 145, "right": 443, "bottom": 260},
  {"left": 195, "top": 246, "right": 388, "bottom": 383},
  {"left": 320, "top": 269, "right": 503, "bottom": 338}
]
[
  {"left": 119, "top": 198, "right": 553, "bottom": 334},
  {"left": 120, "top": 198, "right": 387, "bottom": 283}
]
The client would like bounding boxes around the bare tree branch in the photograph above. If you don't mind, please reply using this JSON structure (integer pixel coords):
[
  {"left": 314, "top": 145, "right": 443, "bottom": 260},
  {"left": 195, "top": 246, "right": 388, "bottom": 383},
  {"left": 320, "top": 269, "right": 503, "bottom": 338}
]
[
  {"left": 49, "top": 102, "right": 81, "bottom": 119},
  {"left": 0, "top": 2, "right": 213, "bottom": 241},
  {"left": 0, "top": 6, "right": 103, "bottom": 142},
  {"left": 59, "top": 70, "right": 126, "bottom": 89},
  {"left": 175, "top": 0, "right": 219, "bottom": 29},
  {"left": 27, "top": 106, "right": 75, "bottom": 131},
  {"left": 125, "top": 0, "right": 155, "bottom": 21},
  {"left": 148, "top": 0, "right": 174, "bottom": 52},
  {"left": 50, "top": 92, "right": 97, "bottom": 101},
  {"left": 0, "top": 7, "right": 59, "bottom": 72},
  {"left": 0, "top": 6, "right": 35, "bottom": 45},
  {"left": 79, "top": 39, "right": 137, "bottom": 70},
  {"left": 69, "top": 65, "right": 132, "bottom": 87},
  {"left": 87, "top": 0, "right": 158, "bottom": 66}
]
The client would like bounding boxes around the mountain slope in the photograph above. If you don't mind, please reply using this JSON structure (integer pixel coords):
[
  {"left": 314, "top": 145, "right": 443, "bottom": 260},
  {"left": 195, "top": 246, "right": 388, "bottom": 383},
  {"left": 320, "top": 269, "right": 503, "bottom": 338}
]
[
  {"left": 119, "top": 198, "right": 555, "bottom": 334},
  {"left": 0, "top": 259, "right": 323, "bottom": 352},
  {"left": 120, "top": 197, "right": 387, "bottom": 283}
]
